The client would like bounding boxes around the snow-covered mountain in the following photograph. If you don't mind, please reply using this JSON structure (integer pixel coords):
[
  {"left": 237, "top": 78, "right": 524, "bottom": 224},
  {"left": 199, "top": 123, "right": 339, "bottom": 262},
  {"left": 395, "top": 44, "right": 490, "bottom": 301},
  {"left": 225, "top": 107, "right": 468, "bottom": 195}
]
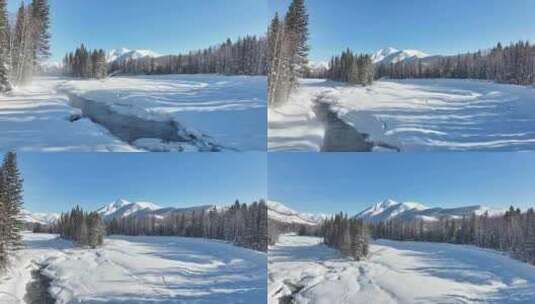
[
  {"left": 106, "top": 48, "right": 161, "bottom": 64},
  {"left": 96, "top": 199, "right": 215, "bottom": 222},
  {"left": 96, "top": 199, "right": 163, "bottom": 221},
  {"left": 356, "top": 199, "right": 506, "bottom": 223},
  {"left": 372, "top": 47, "right": 430, "bottom": 65},
  {"left": 21, "top": 209, "right": 60, "bottom": 225},
  {"left": 268, "top": 201, "right": 327, "bottom": 226}
]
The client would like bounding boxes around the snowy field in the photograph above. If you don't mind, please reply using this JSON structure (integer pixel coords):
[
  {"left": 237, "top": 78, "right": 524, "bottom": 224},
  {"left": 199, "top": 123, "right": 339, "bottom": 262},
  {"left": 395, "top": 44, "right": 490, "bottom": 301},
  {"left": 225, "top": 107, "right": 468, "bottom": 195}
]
[
  {"left": 0, "top": 232, "right": 266, "bottom": 304},
  {"left": 1, "top": 75, "right": 266, "bottom": 152},
  {"left": 0, "top": 78, "right": 135, "bottom": 152},
  {"left": 269, "top": 79, "right": 535, "bottom": 151},
  {"left": 269, "top": 234, "right": 535, "bottom": 304}
]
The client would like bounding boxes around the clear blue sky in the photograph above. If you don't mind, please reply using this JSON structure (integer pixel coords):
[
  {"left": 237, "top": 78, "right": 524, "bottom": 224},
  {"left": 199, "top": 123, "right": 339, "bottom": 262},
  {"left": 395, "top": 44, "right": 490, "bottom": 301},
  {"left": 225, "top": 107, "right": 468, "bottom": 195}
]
[
  {"left": 269, "top": 0, "right": 535, "bottom": 62},
  {"left": 18, "top": 153, "right": 266, "bottom": 214},
  {"left": 7, "top": 0, "right": 270, "bottom": 62},
  {"left": 269, "top": 153, "right": 535, "bottom": 215}
]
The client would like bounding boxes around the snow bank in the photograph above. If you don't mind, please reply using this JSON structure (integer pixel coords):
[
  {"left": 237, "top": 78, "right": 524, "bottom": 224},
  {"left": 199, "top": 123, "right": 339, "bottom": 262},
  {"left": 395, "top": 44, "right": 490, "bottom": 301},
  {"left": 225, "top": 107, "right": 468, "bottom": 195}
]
[
  {"left": 269, "top": 78, "right": 535, "bottom": 151},
  {"left": 0, "top": 77, "right": 137, "bottom": 152},
  {"left": 0, "top": 233, "right": 72, "bottom": 303},
  {"left": 60, "top": 74, "right": 267, "bottom": 151},
  {"left": 44, "top": 235, "right": 266, "bottom": 303},
  {"left": 269, "top": 234, "right": 535, "bottom": 304},
  {"left": 268, "top": 79, "right": 328, "bottom": 151},
  {"left": 0, "top": 233, "right": 266, "bottom": 304}
]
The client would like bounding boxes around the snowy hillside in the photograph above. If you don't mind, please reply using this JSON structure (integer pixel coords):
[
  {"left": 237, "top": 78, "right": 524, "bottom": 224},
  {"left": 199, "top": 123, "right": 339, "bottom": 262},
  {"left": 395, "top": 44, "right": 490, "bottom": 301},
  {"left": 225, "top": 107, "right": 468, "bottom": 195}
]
[
  {"left": 269, "top": 234, "right": 535, "bottom": 304},
  {"left": 356, "top": 199, "right": 505, "bottom": 223},
  {"left": 21, "top": 209, "right": 60, "bottom": 225},
  {"left": 372, "top": 47, "right": 430, "bottom": 64},
  {"left": 0, "top": 232, "right": 266, "bottom": 303},
  {"left": 268, "top": 201, "right": 326, "bottom": 226},
  {"left": 106, "top": 48, "right": 161, "bottom": 63}
]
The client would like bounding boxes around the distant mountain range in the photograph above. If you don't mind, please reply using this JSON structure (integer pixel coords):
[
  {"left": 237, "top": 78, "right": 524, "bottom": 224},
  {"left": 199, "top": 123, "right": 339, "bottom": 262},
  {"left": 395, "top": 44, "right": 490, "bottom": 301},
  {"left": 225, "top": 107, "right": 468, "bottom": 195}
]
[
  {"left": 355, "top": 199, "right": 506, "bottom": 223},
  {"left": 21, "top": 209, "right": 60, "bottom": 225},
  {"left": 268, "top": 201, "right": 327, "bottom": 226},
  {"left": 269, "top": 200, "right": 506, "bottom": 226},
  {"left": 371, "top": 47, "right": 431, "bottom": 65},
  {"left": 22, "top": 199, "right": 217, "bottom": 225},
  {"left": 106, "top": 48, "right": 161, "bottom": 64}
]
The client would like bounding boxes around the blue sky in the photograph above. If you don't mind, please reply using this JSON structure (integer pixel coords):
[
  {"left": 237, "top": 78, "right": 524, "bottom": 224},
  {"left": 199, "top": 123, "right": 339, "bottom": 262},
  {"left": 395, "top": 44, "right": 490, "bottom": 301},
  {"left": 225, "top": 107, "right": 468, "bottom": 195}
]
[
  {"left": 18, "top": 153, "right": 266, "bottom": 213},
  {"left": 269, "top": 0, "right": 535, "bottom": 62},
  {"left": 269, "top": 153, "right": 535, "bottom": 215},
  {"left": 7, "top": 0, "right": 269, "bottom": 62}
]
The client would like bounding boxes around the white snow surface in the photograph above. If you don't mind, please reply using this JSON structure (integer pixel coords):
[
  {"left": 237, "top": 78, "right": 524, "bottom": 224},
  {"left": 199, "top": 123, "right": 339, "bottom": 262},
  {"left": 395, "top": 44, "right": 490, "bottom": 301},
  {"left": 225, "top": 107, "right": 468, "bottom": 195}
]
[
  {"left": 0, "top": 232, "right": 266, "bottom": 304},
  {"left": 269, "top": 78, "right": 535, "bottom": 151},
  {"left": 267, "top": 201, "right": 326, "bottom": 226},
  {"left": 0, "top": 77, "right": 138, "bottom": 152},
  {"left": 268, "top": 234, "right": 535, "bottom": 304},
  {"left": 59, "top": 74, "right": 267, "bottom": 151}
]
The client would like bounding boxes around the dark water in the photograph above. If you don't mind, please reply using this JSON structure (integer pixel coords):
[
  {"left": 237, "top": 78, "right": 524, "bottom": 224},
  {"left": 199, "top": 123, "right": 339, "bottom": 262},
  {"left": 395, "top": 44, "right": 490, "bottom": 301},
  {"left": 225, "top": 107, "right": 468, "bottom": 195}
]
[
  {"left": 278, "top": 281, "right": 304, "bottom": 304},
  {"left": 24, "top": 265, "right": 55, "bottom": 304},
  {"left": 313, "top": 102, "right": 374, "bottom": 152},
  {"left": 65, "top": 92, "right": 189, "bottom": 144}
]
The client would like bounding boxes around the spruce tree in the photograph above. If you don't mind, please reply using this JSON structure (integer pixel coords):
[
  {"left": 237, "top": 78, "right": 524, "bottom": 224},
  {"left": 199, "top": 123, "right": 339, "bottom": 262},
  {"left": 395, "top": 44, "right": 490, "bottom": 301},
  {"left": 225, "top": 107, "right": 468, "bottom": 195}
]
[
  {"left": 0, "top": 0, "right": 11, "bottom": 92},
  {"left": 1, "top": 152, "right": 24, "bottom": 251},
  {"left": 31, "top": 0, "right": 51, "bottom": 62}
]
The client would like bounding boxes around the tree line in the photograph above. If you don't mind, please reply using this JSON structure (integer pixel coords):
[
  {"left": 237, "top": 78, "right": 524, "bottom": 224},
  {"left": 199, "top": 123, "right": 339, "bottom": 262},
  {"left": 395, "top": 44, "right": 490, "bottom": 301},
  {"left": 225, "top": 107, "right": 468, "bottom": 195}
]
[
  {"left": 0, "top": 152, "right": 24, "bottom": 271},
  {"left": 111, "top": 36, "right": 268, "bottom": 77},
  {"left": 106, "top": 200, "right": 268, "bottom": 252},
  {"left": 54, "top": 206, "right": 105, "bottom": 248},
  {"left": 325, "top": 49, "right": 374, "bottom": 85},
  {"left": 62, "top": 44, "right": 107, "bottom": 79},
  {"left": 321, "top": 213, "right": 369, "bottom": 261},
  {"left": 370, "top": 206, "right": 535, "bottom": 265},
  {"left": 0, "top": 0, "right": 50, "bottom": 92},
  {"left": 376, "top": 41, "right": 535, "bottom": 86},
  {"left": 267, "top": 0, "right": 310, "bottom": 107}
]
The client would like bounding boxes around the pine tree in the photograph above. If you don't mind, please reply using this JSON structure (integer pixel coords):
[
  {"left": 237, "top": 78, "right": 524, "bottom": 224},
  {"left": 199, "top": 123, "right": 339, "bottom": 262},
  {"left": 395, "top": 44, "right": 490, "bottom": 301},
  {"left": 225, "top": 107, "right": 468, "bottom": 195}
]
[
  {"left": 0, "top": 152, "right": 24, "bottom": 252},
  {"left": 0, "top": 0, "right": 11, "bottom": 92},
  {"left": 31, "top": 0, "right": 51, "bottom": 62},
  {"left": 285, "top": 0, "right": 309, "bottom": 80}
]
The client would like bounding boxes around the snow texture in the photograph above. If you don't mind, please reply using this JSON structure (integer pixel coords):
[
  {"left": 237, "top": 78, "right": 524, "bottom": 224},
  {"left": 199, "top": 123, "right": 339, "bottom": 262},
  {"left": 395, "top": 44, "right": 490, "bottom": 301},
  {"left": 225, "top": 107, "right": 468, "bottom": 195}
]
[
  {"left": 0, "top": 232, "right": 266, "bottom": 304},
  {"left": 0, "top": 77, "right": 138, "bottom": 152},
  {"left": 60, "top": 74, "right": 267, "bottom": 151},
  {"left": 269, "top": 78, "right": 535, "bottom": 151},
  {"left": 269, "top": 234, "right": 535, "bottom": 304}
]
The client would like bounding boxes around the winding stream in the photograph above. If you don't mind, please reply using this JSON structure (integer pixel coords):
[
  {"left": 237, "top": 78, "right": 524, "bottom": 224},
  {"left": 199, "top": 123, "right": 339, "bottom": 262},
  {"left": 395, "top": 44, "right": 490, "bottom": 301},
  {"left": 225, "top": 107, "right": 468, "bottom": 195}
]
[
  {"left": 24, "top": 264, "right": 55, "bottom": 304},
  {"left": 63, "top": 92, "right": 221, "bottom": 151}
]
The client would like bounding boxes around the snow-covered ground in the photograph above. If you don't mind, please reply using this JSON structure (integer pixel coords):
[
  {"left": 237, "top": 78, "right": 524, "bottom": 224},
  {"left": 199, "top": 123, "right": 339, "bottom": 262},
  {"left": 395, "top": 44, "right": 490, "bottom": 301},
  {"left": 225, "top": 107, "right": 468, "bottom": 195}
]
[
  {"left": 269, "top": 234, "right": 535, "bottom": 304},
  {"left": 60, "top": 74, "right": 267, "bottom": 151},
  {"left": 1, "top": 75, "right": 266, "bottom": 151},
  {"left": 0, "top": 77, "right": 136, "bottom": 152},
  {"left": 0, "top": 232, "right": 266, "bottom": 304},
  {"left": 269, "top": 78, "right": 535, "bottom": 151}
]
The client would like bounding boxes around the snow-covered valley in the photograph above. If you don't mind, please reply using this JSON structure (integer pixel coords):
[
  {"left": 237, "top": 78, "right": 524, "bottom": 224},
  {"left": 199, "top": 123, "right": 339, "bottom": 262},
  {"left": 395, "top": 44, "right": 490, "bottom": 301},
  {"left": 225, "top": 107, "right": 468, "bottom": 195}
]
[
  {"left": 1, "top": 75, "right": 266, "bottom": 152},
  {"left": 0, "top": 232, "right": 266, "bottom": 304},
  {"left": 269, "top": 78, "right": 535, "bottom": 151},
  {"left": 269, "top": 234, "right": 535, "bottom": 304}
]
